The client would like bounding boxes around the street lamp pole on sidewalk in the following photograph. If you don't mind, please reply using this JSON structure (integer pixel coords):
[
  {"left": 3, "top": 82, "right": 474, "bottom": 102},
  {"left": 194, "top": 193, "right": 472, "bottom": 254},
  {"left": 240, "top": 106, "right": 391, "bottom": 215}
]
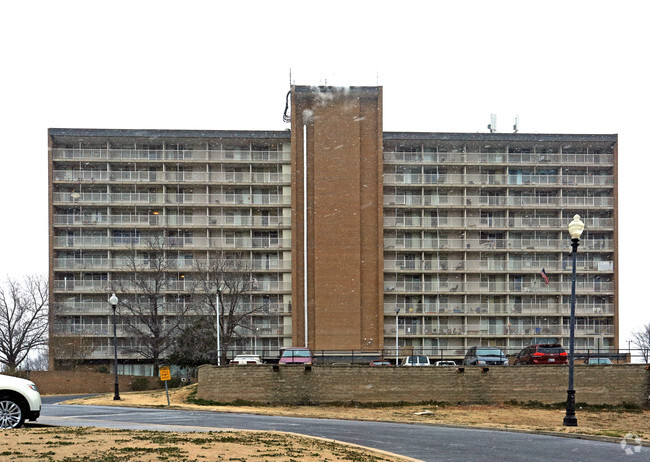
[
  {"left": 395, "top": 308, "right": 400, "bottom": 366},
  {"left": 109, "top": 293, "right": 120, "bottom": 401},
  {"left": 564, "top": 214, "right": 584, "bottom": 426}
]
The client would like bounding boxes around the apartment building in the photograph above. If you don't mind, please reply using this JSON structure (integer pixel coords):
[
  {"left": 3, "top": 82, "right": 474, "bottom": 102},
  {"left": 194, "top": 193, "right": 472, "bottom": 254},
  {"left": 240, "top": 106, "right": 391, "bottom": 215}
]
[{"left": 48, "top": 85, "right": 617, "bottom": 372}]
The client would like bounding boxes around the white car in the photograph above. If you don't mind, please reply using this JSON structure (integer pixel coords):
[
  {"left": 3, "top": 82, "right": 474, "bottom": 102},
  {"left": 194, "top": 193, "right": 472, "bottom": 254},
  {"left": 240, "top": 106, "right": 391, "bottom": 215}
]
[
  {"left": 434, "top": 360, "right": 457, "bottom": 366},
  {"left": 401, "top": 355, "right": 431, "bottom": 366},
  {"left": 229, "top": 354, "right": 263, "bottom": 365},
  {"left": 0, "top": 374, "right": 42, "bottom": 428}
]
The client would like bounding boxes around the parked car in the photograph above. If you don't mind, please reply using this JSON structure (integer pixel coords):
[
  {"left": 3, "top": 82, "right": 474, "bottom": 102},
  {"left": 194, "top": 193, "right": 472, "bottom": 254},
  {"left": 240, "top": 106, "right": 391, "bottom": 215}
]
[
  {"left": 229, "top": 354, "right": 263, "bottom": 365},
  {"left": 584, "top": 357, "right": 613, "bottom": 365},
  {"left": 401, "top": 355, "right": 431, "bottom": 366},
  {"left": 463, "top": 346, "right": 509, "bottom": 365},
  {"left": 369, "top": 360, "right": 392, "bottom": 366},
  {"left": 279, "top": 347, "right": 313, "bottom": 365},
  {"left": 512, "top": 343, "right": 567, "bottom": 365},
  {"left": 0, "top": 374, "right": 41, "bottom": 429},
  {"left": 434, "top": 360, "right": 457, "bottom": 366}
]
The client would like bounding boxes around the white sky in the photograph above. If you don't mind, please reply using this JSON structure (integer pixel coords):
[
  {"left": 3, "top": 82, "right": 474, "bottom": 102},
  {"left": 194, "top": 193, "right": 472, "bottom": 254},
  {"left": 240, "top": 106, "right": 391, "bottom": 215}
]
[{"left": 1, "top": 1, "right": 648, "bottom": 348}]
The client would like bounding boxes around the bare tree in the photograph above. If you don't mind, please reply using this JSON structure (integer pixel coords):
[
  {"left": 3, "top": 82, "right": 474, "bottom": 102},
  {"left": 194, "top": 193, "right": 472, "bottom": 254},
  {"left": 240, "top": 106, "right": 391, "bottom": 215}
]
[
  {"left": 0, "top": 275, "right": 49, "bottom": 372},
  {"left": 50, "top": 336, "right": 96, "bottom": 370},
  {"left": 193, "top": 252, "right": 258, "bottom": 365},
  {"left": 21, "top": 347, "right": 49, "bottom": 371},
  {"left": 112, "top": 237, "right": 194, "bottom": 375},
  {"left": 631, "top": 322, "right": 650, "bottom": 363}
]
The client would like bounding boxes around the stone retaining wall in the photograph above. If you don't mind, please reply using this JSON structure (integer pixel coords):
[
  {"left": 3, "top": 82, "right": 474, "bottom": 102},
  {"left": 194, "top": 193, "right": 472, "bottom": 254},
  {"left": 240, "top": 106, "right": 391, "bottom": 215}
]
[
  {"left": 14, "top": 370, "right": 160, "bottom": 395},
  {"left": 197, "top": 364, "right": 650, "bottom": 407}
]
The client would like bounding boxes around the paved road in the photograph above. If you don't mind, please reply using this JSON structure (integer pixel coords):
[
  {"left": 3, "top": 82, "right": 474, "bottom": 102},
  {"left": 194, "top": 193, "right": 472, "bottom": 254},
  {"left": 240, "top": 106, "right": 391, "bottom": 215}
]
[{"left": 38, "top": 403, "right": 646, "bottom": 462}]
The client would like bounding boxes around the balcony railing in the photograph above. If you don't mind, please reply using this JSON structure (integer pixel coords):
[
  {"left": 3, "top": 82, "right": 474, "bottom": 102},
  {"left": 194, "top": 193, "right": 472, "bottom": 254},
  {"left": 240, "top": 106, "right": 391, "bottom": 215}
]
[
  {"left": 53, "top": 170, "right": 291, "bottom": 184},
  {"left": 53, "top": 192, "right": 291, "bottom": 206},
  {"left": 384, "top": 237, "right": 613, "bottom": 252},
  {"left": 383, "top": 151, "right": 614, "bottom": 166},
  {"left": 383, "top": 302, "right": 614, "bottom": 316},
  {"left": 53, "top": 279, "right": 292, "bottom": 292},
  {"left": 383, "top": 173, "right": 614, "bottom": 188},
  {"left": 383, "top": 195, "right": 613, "bottom": 208},
  {"left": 53, "top": 257, "right": 291, "bottom": 271},
  {"left": 384, "top": 280, "right": 613, "bottom": 294},
  {"left": 53, "top": 236, "right": 291, "bottom": 250},
  {"left": 52, "top": 148, "right": 291, "bottom": 163},
  {"left": 53, "top": 300, "right": 292, "bottom": 315},
  {"left": 53, "top": 214, "right": 288, "bottom": 228},
  {"left": 383, "top": 324, "right": 614, "bottom": 337}
]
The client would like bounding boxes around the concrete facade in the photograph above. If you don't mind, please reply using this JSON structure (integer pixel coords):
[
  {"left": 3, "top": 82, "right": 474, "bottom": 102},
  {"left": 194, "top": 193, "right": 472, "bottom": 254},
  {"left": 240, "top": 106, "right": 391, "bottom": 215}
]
[{"left": 48, "top": 84, "right": 618, "bottom": 372}]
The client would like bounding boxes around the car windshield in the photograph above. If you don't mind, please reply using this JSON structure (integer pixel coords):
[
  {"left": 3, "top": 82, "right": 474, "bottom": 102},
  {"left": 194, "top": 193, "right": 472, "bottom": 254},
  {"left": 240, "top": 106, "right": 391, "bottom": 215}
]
[
  {"left": 476, "top": 348, "right": 503, "bottom": 356},
  {"left": 411, "top": 356, "right": 428, "bottom": 363},
  {"left": 282, "top": 350, "right": 310, "bottom": 357},
  {"left": 538, "top": 346, "right": 564, "bottom": 354}
]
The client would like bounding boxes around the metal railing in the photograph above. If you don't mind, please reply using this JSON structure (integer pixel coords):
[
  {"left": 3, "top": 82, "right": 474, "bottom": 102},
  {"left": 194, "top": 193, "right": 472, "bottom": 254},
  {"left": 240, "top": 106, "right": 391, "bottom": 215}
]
[
  {"left": 52, "top": 148, "right": 291, "bottom": 163},
  {"left": 383, "top": 151, "right": 614, "bottom": 166}
]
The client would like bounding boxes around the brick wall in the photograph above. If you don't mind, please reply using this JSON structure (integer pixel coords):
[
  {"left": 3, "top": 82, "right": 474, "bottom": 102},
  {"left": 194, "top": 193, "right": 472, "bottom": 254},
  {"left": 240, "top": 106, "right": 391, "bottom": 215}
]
[
  {"left": 197, "top": 364, "right": 650, "bottom": 408},
  {"left": 18, "top": 371, "right": 160, "bottom": 395}
]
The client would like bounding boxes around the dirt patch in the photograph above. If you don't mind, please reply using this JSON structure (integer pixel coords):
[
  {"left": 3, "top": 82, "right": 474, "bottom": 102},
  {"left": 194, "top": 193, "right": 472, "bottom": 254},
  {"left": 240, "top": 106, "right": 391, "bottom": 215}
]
[
  {"left": 65, "top": 385, "right": 650, "bottom": 443},
  {"left": 5, "top": 426, "right": 407, "bottom": 461}
]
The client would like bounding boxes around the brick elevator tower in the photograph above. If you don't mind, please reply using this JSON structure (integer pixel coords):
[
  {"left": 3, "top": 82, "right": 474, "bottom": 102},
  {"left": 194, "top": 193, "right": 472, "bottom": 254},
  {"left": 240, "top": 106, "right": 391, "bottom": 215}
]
[{"left": 290, "top": 86, "right": 384, "bottom": 351}]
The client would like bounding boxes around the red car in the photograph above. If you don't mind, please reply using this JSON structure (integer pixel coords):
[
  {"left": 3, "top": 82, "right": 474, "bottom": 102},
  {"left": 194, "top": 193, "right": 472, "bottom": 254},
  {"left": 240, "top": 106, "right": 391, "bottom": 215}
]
[
  {"left": 512, "top": 343, "right": 568, "bottom": 365},
  {"left": 278, "top": 347, "right": 313, "bottom": 365}
]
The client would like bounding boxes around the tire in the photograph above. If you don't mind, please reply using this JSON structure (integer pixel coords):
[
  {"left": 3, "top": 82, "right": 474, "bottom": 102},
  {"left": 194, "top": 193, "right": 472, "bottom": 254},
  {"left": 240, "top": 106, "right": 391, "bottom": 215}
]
[{"left": 0, "top": 395, "right": 25, "bottom": 429}]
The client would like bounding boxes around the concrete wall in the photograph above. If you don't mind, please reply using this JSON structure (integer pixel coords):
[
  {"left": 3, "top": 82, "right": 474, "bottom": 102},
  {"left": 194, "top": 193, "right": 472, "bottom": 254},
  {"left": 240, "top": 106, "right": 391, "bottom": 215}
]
[
  {"left": 198, "top": 364, "right": 650, "bottom": 408},
  {"left": 16, "top": 371, "right": 160, "bottom": 395}
]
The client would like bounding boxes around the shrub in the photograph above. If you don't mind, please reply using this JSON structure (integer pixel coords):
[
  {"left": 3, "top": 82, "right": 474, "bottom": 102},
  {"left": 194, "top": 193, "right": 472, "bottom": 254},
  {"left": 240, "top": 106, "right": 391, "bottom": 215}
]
[{"left": 130, "top": 377, "right": 152, "bottom": 391}]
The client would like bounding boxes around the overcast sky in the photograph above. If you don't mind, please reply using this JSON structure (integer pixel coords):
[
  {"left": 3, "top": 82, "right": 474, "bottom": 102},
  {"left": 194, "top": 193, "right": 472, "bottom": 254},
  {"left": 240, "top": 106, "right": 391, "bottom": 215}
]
[{"left": 1, "top": 1, "right": 648, "bottom": 348}]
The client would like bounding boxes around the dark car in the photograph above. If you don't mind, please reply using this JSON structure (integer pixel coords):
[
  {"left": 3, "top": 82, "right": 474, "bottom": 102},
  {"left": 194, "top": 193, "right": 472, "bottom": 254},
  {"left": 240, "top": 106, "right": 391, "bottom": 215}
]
[
  {"left": 463, "top": 346, "right": 508, "bottom": 365},
  {"left": 512, "top": 343, "right": 567, "bottom": 365}
]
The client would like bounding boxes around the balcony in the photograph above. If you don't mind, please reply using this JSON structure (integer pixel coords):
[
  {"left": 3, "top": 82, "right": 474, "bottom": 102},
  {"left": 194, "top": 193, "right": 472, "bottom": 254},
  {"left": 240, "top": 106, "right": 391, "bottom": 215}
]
[
  {"left": 53, "top": 192, "right": 292, "bottom": 207},
  {"left": 53, "top": 214, "right": 288, "bottom": 228},
  {"left": 53, "top": 257, "right": 291, "bottom": 272},
  {"left": 383, "top": 301, "right": 614, "bottom": 316},
  {"left": 507, "top": 217, "right": 614, "bottom": 230},
  {"left": 52, "top": 148, "right": 291, "bottom": 163},
  {"left": 382, "top": 151, "right": 614, "bottom": 166},
  {"left": 382, "top": 324, "right": 614, "bottom": 337}
]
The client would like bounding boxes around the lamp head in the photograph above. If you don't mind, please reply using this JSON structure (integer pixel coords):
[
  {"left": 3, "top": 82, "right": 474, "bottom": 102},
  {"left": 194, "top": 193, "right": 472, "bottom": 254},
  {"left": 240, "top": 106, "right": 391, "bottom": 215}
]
[
  {"left": 395, "top": 308, "right": 400, "bottom": 315},
  {"left": 568, "top": 214, "right": 585, "bottom": 240},
  {"left": 109, "top": 293, "right": 118, "bottom": 306}
]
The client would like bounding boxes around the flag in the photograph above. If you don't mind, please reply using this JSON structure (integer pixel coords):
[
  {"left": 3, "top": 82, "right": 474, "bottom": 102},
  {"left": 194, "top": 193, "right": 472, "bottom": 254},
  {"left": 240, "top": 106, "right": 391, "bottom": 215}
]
[{"left": 540, "top": 268, "right": 550, "bottom": 285}]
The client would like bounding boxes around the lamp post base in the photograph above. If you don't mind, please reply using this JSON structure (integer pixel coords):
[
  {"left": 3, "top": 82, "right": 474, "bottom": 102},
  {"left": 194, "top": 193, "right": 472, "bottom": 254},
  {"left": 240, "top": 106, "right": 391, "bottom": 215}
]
[
  {"left": 563, "top": 389, "right": 577, "bottom": 426},
  {"left": 113, "top": 383, "right": 121, "bottom": 401}
]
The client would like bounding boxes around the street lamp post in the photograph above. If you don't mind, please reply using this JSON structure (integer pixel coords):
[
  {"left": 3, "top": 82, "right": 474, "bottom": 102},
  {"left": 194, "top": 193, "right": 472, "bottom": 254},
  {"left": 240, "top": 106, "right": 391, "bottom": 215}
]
[
  {"left": 564, "top": 214, "right": 584, "bottom": 426},
  {"left": 216, "top": 287, "right": 221, "bottom": 366},
  {"left": 109, "top": 293, "right": 120, "bottom": 401},
  {"left": 395, "top": 308, "right": 400, "bottom": 366}
]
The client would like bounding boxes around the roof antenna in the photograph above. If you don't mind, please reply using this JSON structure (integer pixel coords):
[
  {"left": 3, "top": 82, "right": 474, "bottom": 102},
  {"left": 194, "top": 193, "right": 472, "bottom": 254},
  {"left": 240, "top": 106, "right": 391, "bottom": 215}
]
[
  {"left": 488, "top": 114, "right": 497, "bottom": 133},
  {"left": 513, "top": 115, "right": 519, "bottom": 133}
]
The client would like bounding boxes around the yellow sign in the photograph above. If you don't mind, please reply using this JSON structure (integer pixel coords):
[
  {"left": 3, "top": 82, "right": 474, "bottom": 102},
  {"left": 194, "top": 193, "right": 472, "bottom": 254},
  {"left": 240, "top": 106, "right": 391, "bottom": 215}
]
[{"left": 159, "top": 366, "right": 171, "bottom": 381}]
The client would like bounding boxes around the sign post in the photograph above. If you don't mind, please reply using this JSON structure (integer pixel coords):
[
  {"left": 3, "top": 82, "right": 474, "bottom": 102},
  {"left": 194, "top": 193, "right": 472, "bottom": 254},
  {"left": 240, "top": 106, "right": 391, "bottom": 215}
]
[{"left": 159, "top": 366, "right": 171, "bottom": 406}]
